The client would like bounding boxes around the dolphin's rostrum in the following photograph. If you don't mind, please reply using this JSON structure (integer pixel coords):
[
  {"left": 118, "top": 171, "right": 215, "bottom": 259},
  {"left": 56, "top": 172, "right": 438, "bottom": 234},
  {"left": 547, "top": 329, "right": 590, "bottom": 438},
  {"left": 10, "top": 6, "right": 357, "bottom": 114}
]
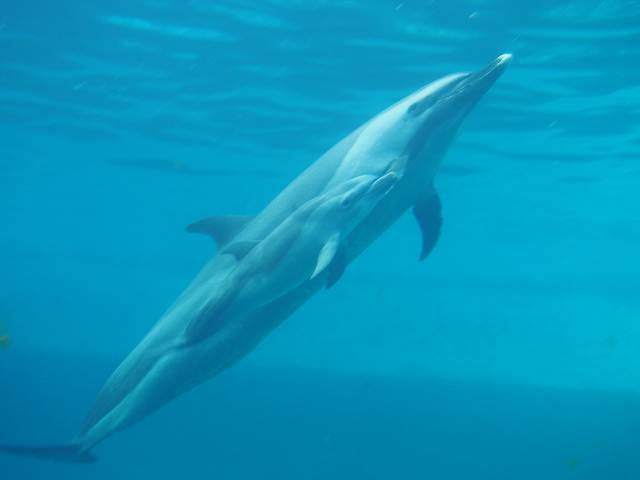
[{"left": 0, "top": 54, "right": 511, "bottom": 463}]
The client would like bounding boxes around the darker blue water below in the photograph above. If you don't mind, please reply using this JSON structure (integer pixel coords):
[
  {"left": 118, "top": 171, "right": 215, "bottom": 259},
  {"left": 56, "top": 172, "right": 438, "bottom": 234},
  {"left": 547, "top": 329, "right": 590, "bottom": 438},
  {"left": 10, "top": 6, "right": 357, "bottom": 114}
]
[{"left": 1, "top": 350, "right": 638, "bottom": 479}]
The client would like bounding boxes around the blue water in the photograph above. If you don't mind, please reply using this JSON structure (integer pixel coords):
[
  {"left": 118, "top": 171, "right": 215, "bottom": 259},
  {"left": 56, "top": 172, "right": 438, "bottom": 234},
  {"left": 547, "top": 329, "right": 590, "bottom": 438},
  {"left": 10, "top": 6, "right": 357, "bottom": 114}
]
[{"left": 1, "top": 0, "right": 639, "bottom": 478}]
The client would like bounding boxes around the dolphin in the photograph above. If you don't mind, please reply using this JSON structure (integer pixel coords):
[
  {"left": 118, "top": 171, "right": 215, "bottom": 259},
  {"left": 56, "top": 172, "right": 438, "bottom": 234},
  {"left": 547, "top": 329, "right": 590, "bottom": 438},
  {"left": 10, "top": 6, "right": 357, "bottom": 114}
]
[
  {"left": 184, "top": 172, "right": 399, "bottom": 344},
  {"left": 0, "top": 54, "right": 511, "bottom": 463}
]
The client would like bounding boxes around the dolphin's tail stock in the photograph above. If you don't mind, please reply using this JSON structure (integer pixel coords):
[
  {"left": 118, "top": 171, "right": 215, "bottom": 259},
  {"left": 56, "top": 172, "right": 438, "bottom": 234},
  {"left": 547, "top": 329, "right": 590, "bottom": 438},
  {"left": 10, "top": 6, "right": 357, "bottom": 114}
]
[{"left": 0, "top": 443, "right": 98, "bottom": 463}]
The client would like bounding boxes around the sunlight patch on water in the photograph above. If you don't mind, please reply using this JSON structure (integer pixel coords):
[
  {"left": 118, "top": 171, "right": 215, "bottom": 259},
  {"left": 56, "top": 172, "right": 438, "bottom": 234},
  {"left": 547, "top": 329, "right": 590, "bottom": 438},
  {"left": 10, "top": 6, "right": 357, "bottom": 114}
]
[{"left": 104, "top": 16, "right": 239, "bottom": 42}]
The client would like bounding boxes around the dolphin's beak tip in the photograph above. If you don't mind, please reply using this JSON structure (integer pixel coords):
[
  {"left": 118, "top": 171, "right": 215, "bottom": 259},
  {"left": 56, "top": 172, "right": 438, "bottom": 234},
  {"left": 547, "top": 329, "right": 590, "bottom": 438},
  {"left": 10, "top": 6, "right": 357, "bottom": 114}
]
[{"left": 497, "top": 53, "right": 513, "bottom": 67}]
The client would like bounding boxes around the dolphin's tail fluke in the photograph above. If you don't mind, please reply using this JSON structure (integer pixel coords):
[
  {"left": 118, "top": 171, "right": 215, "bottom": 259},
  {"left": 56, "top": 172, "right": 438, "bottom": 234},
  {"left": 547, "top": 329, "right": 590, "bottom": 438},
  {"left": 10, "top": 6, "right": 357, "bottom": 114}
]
[{"left": 0, "top": 443, "right": 98, "bottom": 463}]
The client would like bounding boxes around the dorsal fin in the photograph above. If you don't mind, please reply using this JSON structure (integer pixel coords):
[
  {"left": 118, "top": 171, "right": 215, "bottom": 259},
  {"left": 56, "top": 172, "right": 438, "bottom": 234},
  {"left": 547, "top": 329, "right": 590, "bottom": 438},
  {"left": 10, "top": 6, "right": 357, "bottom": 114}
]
[
  {"left": 185, "top": 215, "right": 256, "bottom": 249},
  {"left": 221, "top": 240, "right": 260, "bottom": 261}
]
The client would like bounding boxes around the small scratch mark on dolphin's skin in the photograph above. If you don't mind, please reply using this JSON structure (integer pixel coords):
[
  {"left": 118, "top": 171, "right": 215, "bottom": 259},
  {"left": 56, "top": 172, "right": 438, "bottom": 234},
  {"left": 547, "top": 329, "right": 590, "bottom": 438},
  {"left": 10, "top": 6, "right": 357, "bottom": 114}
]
[{"left": 73, "top": 81, "right": 86, "bottom": 90}]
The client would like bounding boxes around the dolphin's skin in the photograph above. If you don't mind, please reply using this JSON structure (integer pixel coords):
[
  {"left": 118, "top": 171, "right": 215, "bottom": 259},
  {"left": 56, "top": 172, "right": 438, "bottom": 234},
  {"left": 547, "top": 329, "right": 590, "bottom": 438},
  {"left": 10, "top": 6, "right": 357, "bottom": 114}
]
[
  {"left": 0, "top": 54, "right": 511, "bottom": 463},
  {"left": 185, "top": 172, "right": 399, "bottom": 344}
]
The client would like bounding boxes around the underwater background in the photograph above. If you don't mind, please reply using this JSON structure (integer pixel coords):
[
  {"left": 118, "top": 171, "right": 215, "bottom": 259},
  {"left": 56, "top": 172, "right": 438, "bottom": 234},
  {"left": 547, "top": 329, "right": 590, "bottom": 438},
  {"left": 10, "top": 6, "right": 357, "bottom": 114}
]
[{"left": 1, "top": 0, "right": 639, "bottom": 478}]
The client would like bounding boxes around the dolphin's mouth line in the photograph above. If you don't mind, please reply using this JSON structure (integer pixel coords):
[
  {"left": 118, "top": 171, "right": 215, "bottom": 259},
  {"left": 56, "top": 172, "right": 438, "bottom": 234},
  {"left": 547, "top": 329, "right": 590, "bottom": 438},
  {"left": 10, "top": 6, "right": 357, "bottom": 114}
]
[
  {"left": 366, "top": 172, "right": 398, "bottom": 197},
  {"left": 435, "top": 54, "right": 512, "bottom": 105}
]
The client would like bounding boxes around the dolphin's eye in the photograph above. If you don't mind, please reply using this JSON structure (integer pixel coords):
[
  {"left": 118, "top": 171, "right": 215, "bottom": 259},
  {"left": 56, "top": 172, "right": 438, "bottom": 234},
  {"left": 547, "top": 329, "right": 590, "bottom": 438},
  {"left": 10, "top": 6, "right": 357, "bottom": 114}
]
[
  {"left": 341, "top": 197, "right": 352, "bottom": 208},
  {"left": 408, "top": 103, "right": 418, "bottom": 113}
]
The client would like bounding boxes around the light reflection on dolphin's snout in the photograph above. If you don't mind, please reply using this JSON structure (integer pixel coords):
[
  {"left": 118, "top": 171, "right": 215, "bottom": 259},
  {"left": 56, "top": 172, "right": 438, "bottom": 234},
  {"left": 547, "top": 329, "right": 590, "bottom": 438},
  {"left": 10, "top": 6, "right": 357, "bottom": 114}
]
[{"left": 433, "top": 53, "right": 513, "bottom": 108}]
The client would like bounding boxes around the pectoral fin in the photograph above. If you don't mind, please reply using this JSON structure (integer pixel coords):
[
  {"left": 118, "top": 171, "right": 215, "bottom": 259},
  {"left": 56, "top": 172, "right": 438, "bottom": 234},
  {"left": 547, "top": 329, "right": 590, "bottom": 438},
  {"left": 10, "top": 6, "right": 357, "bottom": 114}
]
[
  {"left": 413, "top": 184, "right": 443, "bottom": 261},
  {"left": 185, "top": 215, "right": 256, "bottom": 249},
  {"left": 325, "top": 243, "right": 347, "bottom": 290},
  {"left": 311, "top": 233, "right": 340, "bottom": 280}
]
